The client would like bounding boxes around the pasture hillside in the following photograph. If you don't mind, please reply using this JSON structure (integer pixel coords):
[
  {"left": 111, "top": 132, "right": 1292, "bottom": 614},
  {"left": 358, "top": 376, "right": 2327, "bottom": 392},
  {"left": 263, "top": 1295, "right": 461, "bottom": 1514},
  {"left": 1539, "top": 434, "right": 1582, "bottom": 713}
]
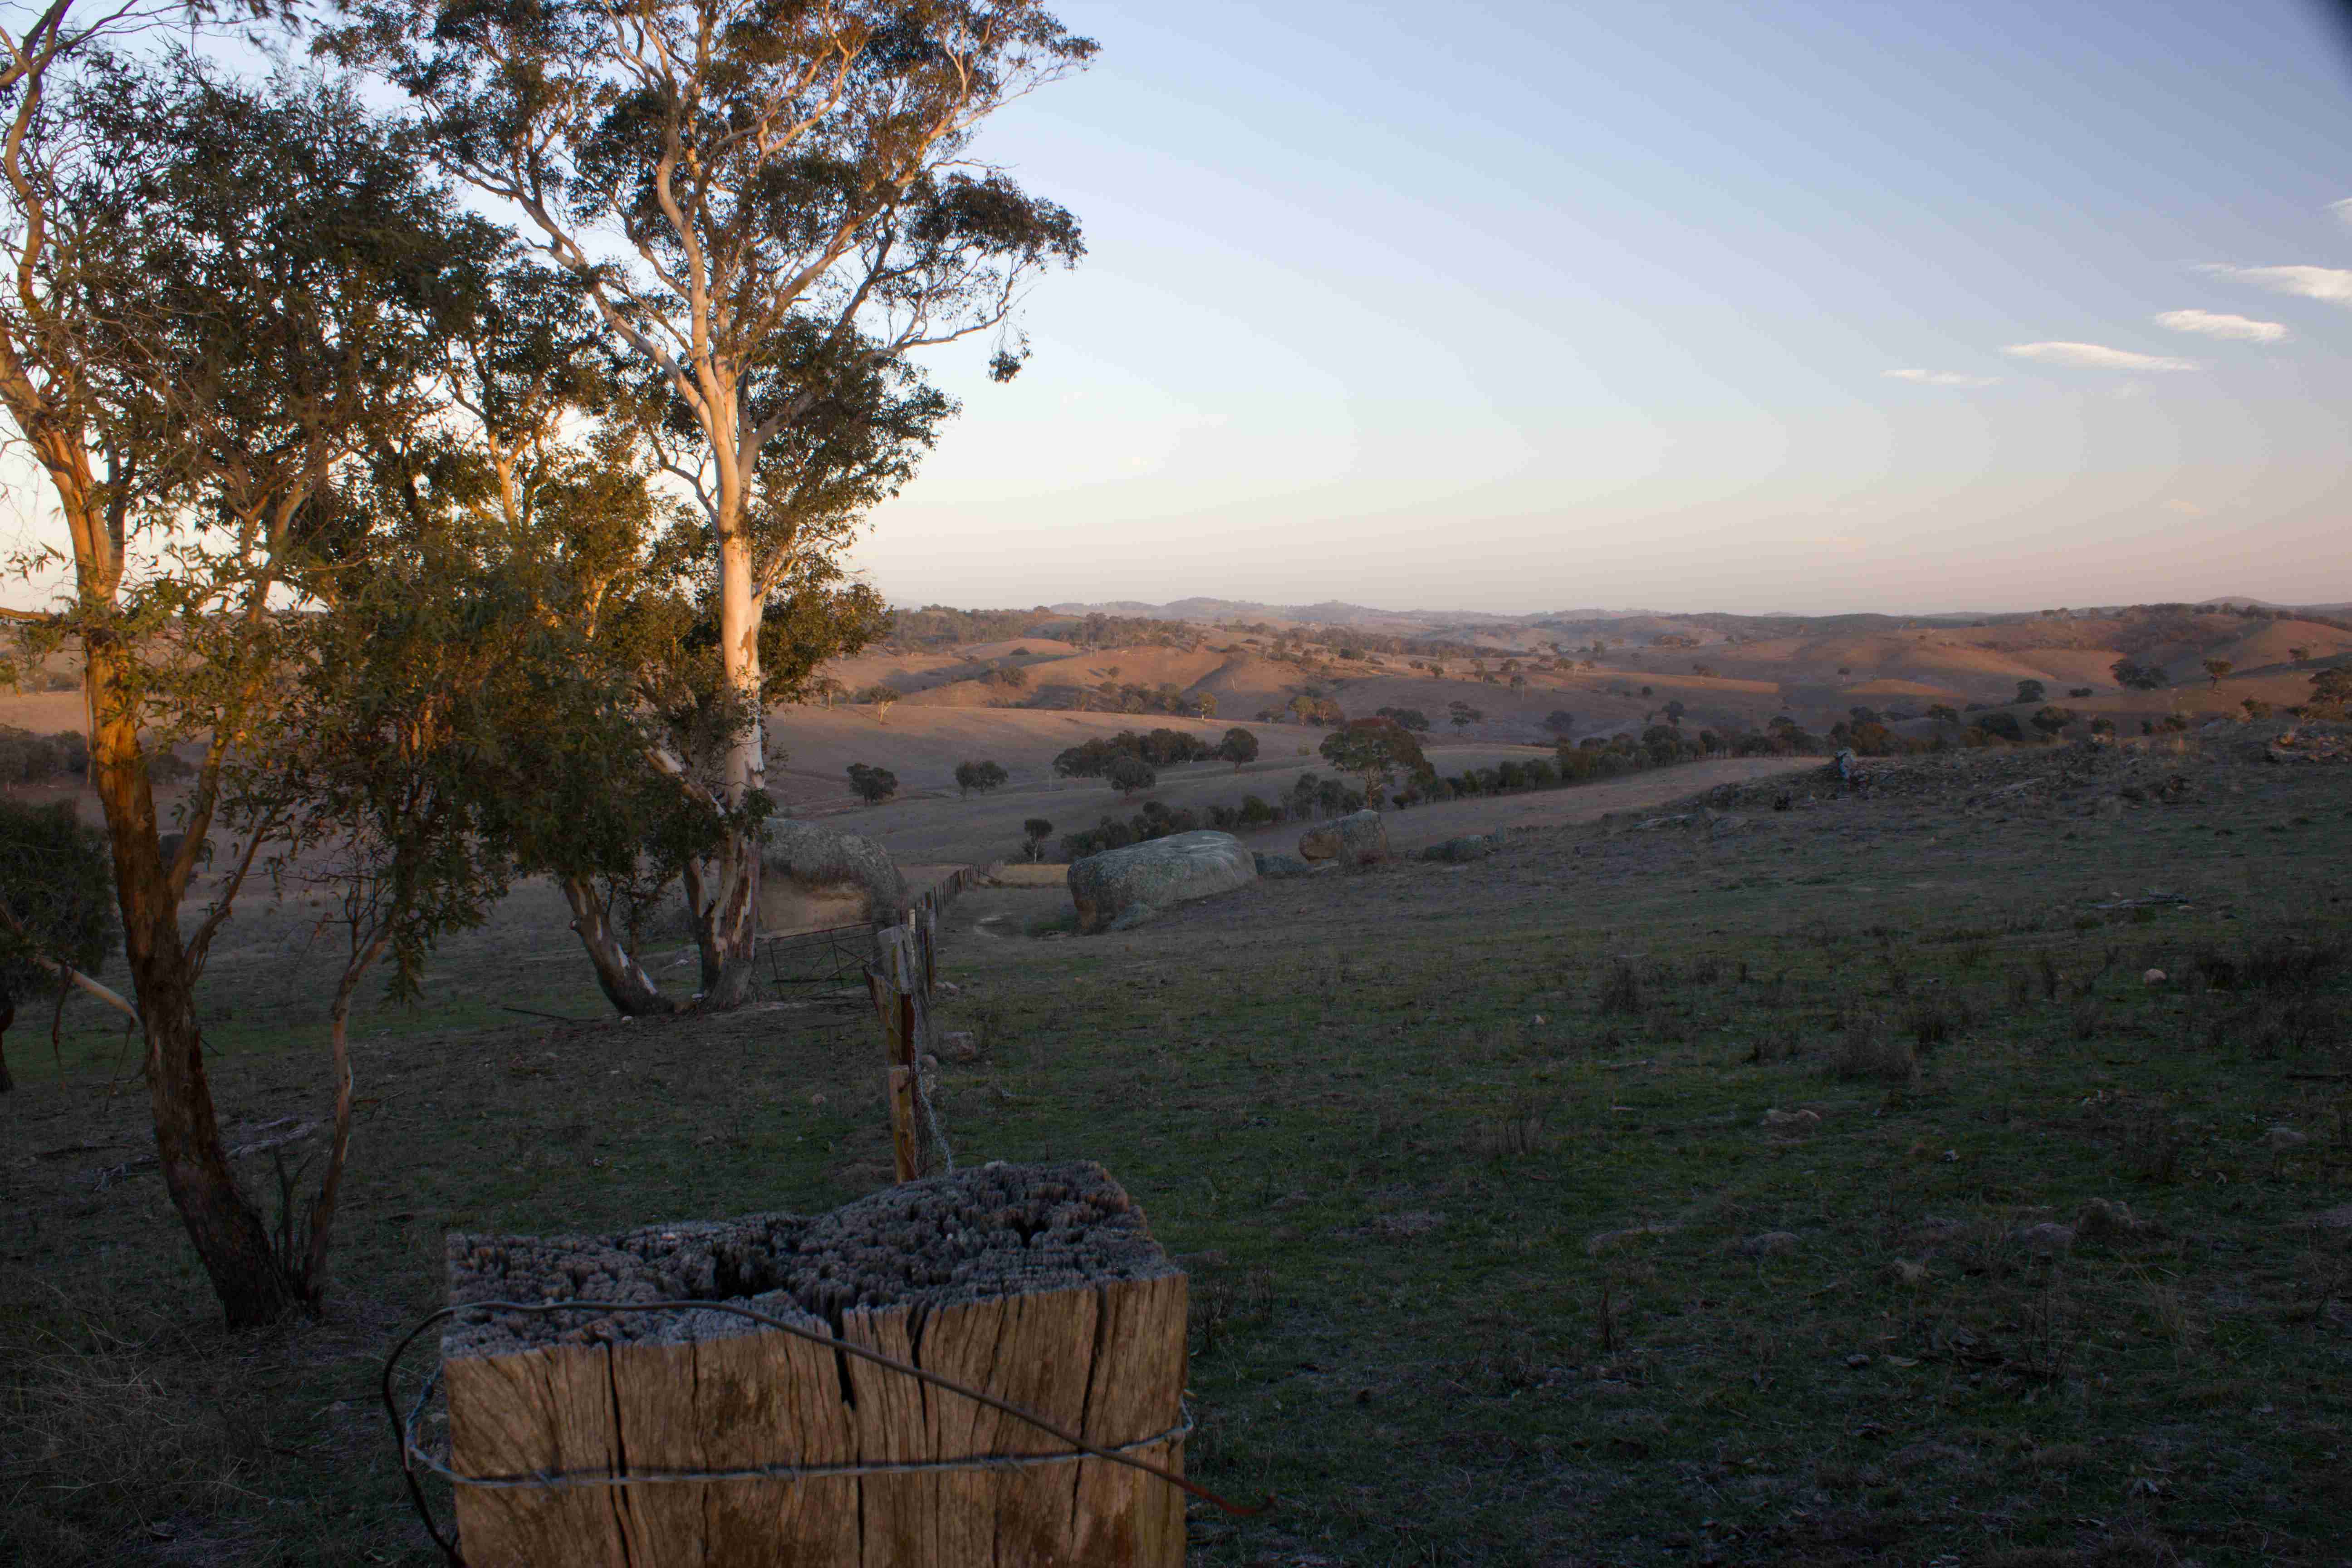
[{"left": 4, "top": 729, "right": 2348, "bottom": 1565}]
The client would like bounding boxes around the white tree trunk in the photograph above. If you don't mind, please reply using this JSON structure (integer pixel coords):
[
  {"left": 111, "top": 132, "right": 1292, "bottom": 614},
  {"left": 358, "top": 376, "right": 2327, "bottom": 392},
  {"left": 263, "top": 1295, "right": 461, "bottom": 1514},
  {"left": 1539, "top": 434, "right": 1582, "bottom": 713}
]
[{"left": 704, "top": 461, "right": 765, "bottom": 1009}]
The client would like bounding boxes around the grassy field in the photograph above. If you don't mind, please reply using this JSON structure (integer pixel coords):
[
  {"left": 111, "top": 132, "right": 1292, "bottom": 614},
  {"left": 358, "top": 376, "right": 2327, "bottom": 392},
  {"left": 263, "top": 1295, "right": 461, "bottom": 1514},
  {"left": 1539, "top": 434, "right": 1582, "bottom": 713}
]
[{"left": 5, "top": 730, "right": 2349, "bottom": 1565}]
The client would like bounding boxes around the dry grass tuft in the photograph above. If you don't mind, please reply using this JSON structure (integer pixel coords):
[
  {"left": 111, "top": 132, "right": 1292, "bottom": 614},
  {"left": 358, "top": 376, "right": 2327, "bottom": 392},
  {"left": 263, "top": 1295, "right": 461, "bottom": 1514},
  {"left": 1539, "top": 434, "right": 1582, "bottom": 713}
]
[
  {"left": 0, "top": 1282, "right": 256, "bottom": 1563},
  {"left": 1830, "top": 1013, "right": 1916, "bottom": 1083}
]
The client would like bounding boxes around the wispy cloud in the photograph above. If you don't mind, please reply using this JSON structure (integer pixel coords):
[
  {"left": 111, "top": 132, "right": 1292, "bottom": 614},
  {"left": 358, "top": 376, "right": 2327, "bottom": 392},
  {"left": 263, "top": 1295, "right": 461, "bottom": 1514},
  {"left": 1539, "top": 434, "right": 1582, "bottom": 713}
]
[
  {"left": 2003, "top": 341, "right": 2197, "bottom": 372},
  {"left": 2201, "top": 262, "right": 2352, "bottom": 304},
  {"left": 2329, "top": 198, "right": 2352, "bottom": 228},
  {"left": 2153, "top": 308, "right": 2287, "bottom": 343},
  {"left": 2161, "top": 499, "right": 2206, "bottom": 516},
  {"left": 1883, "top": 368, "right": 1999, "bottom": 387}
]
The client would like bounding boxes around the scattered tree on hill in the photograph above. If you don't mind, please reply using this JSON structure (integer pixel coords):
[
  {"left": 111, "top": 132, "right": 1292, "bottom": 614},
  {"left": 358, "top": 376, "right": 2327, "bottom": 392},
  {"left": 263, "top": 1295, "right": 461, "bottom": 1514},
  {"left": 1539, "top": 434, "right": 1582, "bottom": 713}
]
[
  {"left": 1927, "top": 705, "right": 1960, "bottom": 725},
  {"left": 1448, "top": 700, "right": 1482, "bottom": 731},
  {"left": 1377, "top": 706, "right": 1433, "bottom": 732},
  {"left": 1319, "top": 717, "right": 1428, "bottom": 810},
  {"left": 862, "top": 686, "right": 902, "bottom": 725},
  {"left": 1842, "top": 720, "right": 1897, "bottom": 756},
  {"left": 0, "top": 727, "right": 88, "bottom": 788},
  {"left": 2014, "top": 679, "right": 2046, "bottom": 705},
  {"left": 2309, "top": 667, "right": 2352, "bottom": 716},
  {"left": 847, "top": 763, "right": 899, "bottom": 806},
  {"left": 1052, "top": 729, "right": 1213, "bottom": 778},
  {"left": 2029, "top": 705, "right": 2076, "bottom": 739},
  {"left": 954, "top": 760, "right": 1009, "bottom": 797},
  {"left": 1543, "top": 710, "right": 1576, "bottom": 735},
  {"left": 2289, "top": 645, "right": 2310, "bottom": 663},
  {"left": 2068, "top": 686, "right": 2093, "bottom": 698},
  {"left": 1021, "top": 818, "right": 1054, "bottom": 861},
  {"left": 1106, "top": 755, "right": 1157, "bottom": 796},
  {"left": 2111, "top": 659, "right": 2168, "bottom": 690},
  {"left": 811, "top": 676, "right": 850, "bottom": 708},
  {"left": 0, "top": 800, "right": 118, "bottom": 1094},
  {"left": 2240, "top": 698, "right": 2273, "bottom": 721},
  {"left": 1218, "top": 727, "right": 1259, "bottom": 771},
  {"left": 2202, "top": 658, "right": 2233, "bottom": 689},
  {"left": 1286, "top": 691, "right": 1342, "bottom": 725},
  {"left": 1692, "top": 662, "right": 1713, "bottom": 677},
  {"left": 1663, "top": 700, "right": 1686, "bottom": 726},
  {"left": 1974, "top": 711, "right": 2024, "bottom": 742},
  {"left": 1508, "top": 673, "right": 1527, "bottom": 690}
]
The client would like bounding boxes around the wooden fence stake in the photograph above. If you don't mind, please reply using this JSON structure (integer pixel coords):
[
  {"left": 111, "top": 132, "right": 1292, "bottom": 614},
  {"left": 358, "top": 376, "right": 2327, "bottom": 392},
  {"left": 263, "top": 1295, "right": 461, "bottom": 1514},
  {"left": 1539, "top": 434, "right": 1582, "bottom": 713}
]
[{"left": 442, "top": 1163, "right": 1189, "bottom": 1567}]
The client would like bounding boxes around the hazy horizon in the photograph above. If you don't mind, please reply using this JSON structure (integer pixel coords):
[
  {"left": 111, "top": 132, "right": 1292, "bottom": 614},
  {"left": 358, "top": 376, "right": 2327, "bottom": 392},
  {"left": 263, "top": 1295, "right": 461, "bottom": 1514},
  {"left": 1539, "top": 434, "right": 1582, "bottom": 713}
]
[{"left": 1015, "top": 590, "right": 2352, "bottom": 623}]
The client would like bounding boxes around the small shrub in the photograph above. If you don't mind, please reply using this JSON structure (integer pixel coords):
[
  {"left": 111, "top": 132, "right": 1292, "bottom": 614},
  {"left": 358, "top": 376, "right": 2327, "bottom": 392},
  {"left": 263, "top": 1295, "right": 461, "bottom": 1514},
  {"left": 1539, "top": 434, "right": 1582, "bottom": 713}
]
[
  {"left": 1902, "top": 998, "right": 1952, "bottom": 1052},
  {"left": 1597, "top": 959, "right": 1642, "bottom": 1016},
  {"left": 2124, "top": 1111, "right": 2180, "bottom": 1184},
  {"left": 1830, "top": 1014, "right": 1915, "bottom": 1083}
]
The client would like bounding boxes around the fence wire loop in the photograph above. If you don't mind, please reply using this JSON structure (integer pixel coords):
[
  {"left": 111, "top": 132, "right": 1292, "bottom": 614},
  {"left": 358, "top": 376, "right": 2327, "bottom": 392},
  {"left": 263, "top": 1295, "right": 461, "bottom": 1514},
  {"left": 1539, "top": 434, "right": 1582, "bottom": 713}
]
[{"left": 382, "top": 1297, "right": 1270, "bottom": 1567}]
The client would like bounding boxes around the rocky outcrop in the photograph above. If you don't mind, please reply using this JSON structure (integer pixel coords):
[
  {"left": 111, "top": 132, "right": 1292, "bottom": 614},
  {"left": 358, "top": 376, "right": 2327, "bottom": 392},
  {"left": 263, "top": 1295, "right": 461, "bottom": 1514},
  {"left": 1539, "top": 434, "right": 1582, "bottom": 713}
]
[
  {"left": 1297, "top": 810, "right": 1387, "bottom": 865},
  {"left": 1068, "top": 831, "right": 1256, "bottom": 934},
  {"left": 763, "top": 818, "right": 908, "bottom": 925}
]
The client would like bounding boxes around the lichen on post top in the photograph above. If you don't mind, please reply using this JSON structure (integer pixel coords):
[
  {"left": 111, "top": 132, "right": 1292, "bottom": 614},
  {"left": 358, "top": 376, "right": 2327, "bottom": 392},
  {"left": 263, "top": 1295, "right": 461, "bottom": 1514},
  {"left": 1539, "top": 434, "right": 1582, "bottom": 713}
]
[{"left": 442, "top": 1160, "right": 1176, "bottom": 1357}]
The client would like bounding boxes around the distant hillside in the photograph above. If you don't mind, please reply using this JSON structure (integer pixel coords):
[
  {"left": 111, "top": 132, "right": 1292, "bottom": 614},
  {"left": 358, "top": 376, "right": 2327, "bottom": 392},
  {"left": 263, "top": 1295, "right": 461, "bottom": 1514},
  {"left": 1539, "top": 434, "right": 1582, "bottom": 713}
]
[
  {"left": 1048, "top": 597, "right": 1662, "bottom": 629},
  {"left": 1042, "top": 595, "right": 2352, "bottom": 640}
]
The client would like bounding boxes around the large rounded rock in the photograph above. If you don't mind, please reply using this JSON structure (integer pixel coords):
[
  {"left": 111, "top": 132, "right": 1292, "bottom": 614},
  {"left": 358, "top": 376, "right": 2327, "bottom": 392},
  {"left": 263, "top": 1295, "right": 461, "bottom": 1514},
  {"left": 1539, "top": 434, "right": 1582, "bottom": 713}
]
[
  {"left": 1068, "top": 831, "right": 1256, "bottom": 934},
  {"left": 763, "top": 818, "right": 908, "bottom": 928},
  {"left": 1298, "top": 809, "right": 1388, "bottom": 865}
]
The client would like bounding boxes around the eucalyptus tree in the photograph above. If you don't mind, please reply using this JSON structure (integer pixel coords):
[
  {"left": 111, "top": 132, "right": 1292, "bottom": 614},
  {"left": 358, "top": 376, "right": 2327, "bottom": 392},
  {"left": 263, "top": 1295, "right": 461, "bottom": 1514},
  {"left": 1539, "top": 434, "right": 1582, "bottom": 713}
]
[
  {"left": 0, "top": 54, "right": 480, "bottom": 1324},
  {"left": 220, "top": 510, "right": 534, "bottom": 1305},
  {"left": 334, "top": 0, "right": 1092, "bottom": 1004}
]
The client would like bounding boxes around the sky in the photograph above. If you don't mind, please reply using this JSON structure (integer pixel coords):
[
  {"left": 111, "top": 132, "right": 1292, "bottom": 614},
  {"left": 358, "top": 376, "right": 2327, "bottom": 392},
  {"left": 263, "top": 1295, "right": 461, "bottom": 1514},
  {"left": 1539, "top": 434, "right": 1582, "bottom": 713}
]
[
  {"left": 842, "top": 0, "right": 2352, "bottom": 615},
  {"left": 6, "top": 1, "right": 2352, "bottom": 619}
]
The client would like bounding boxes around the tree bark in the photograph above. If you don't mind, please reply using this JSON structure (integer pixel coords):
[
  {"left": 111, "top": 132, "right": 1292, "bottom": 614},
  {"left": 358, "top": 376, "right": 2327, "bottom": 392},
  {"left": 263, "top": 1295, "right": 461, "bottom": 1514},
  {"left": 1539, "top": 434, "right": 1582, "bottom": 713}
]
[
  {"left": 559, "top": 877, "right": 677, "bottom": 1017},
  {"left": 297, "top": 935, "right": 379, "bottom": 1302},
  {"left": 88, "top": 629, "right": 290, "bottom": 1327}
]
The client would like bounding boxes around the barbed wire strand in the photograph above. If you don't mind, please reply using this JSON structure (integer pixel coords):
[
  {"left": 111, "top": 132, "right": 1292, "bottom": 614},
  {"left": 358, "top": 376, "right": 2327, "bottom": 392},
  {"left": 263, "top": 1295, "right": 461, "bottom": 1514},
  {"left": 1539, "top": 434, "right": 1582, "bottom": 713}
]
[
  {"left": 400, "top": 1361, "right": 1194, "bottom": 1490},
  {"left": 381, "top": 1296, "right": 1271, "bottom": 1568}
]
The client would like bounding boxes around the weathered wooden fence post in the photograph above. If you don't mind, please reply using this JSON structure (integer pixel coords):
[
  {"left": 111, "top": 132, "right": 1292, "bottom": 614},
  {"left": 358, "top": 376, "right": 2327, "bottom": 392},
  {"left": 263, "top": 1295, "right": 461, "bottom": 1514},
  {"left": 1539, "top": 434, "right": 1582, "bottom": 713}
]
[
  {"left": 859, "top": 869, "right": 978, "bottom": 1185},
  {"left": 864, "top": 926, "right": 931, "bottom": 1184},
  {"left": 439, "top": 1162, "right": 1191, "bottom": 1567}
]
